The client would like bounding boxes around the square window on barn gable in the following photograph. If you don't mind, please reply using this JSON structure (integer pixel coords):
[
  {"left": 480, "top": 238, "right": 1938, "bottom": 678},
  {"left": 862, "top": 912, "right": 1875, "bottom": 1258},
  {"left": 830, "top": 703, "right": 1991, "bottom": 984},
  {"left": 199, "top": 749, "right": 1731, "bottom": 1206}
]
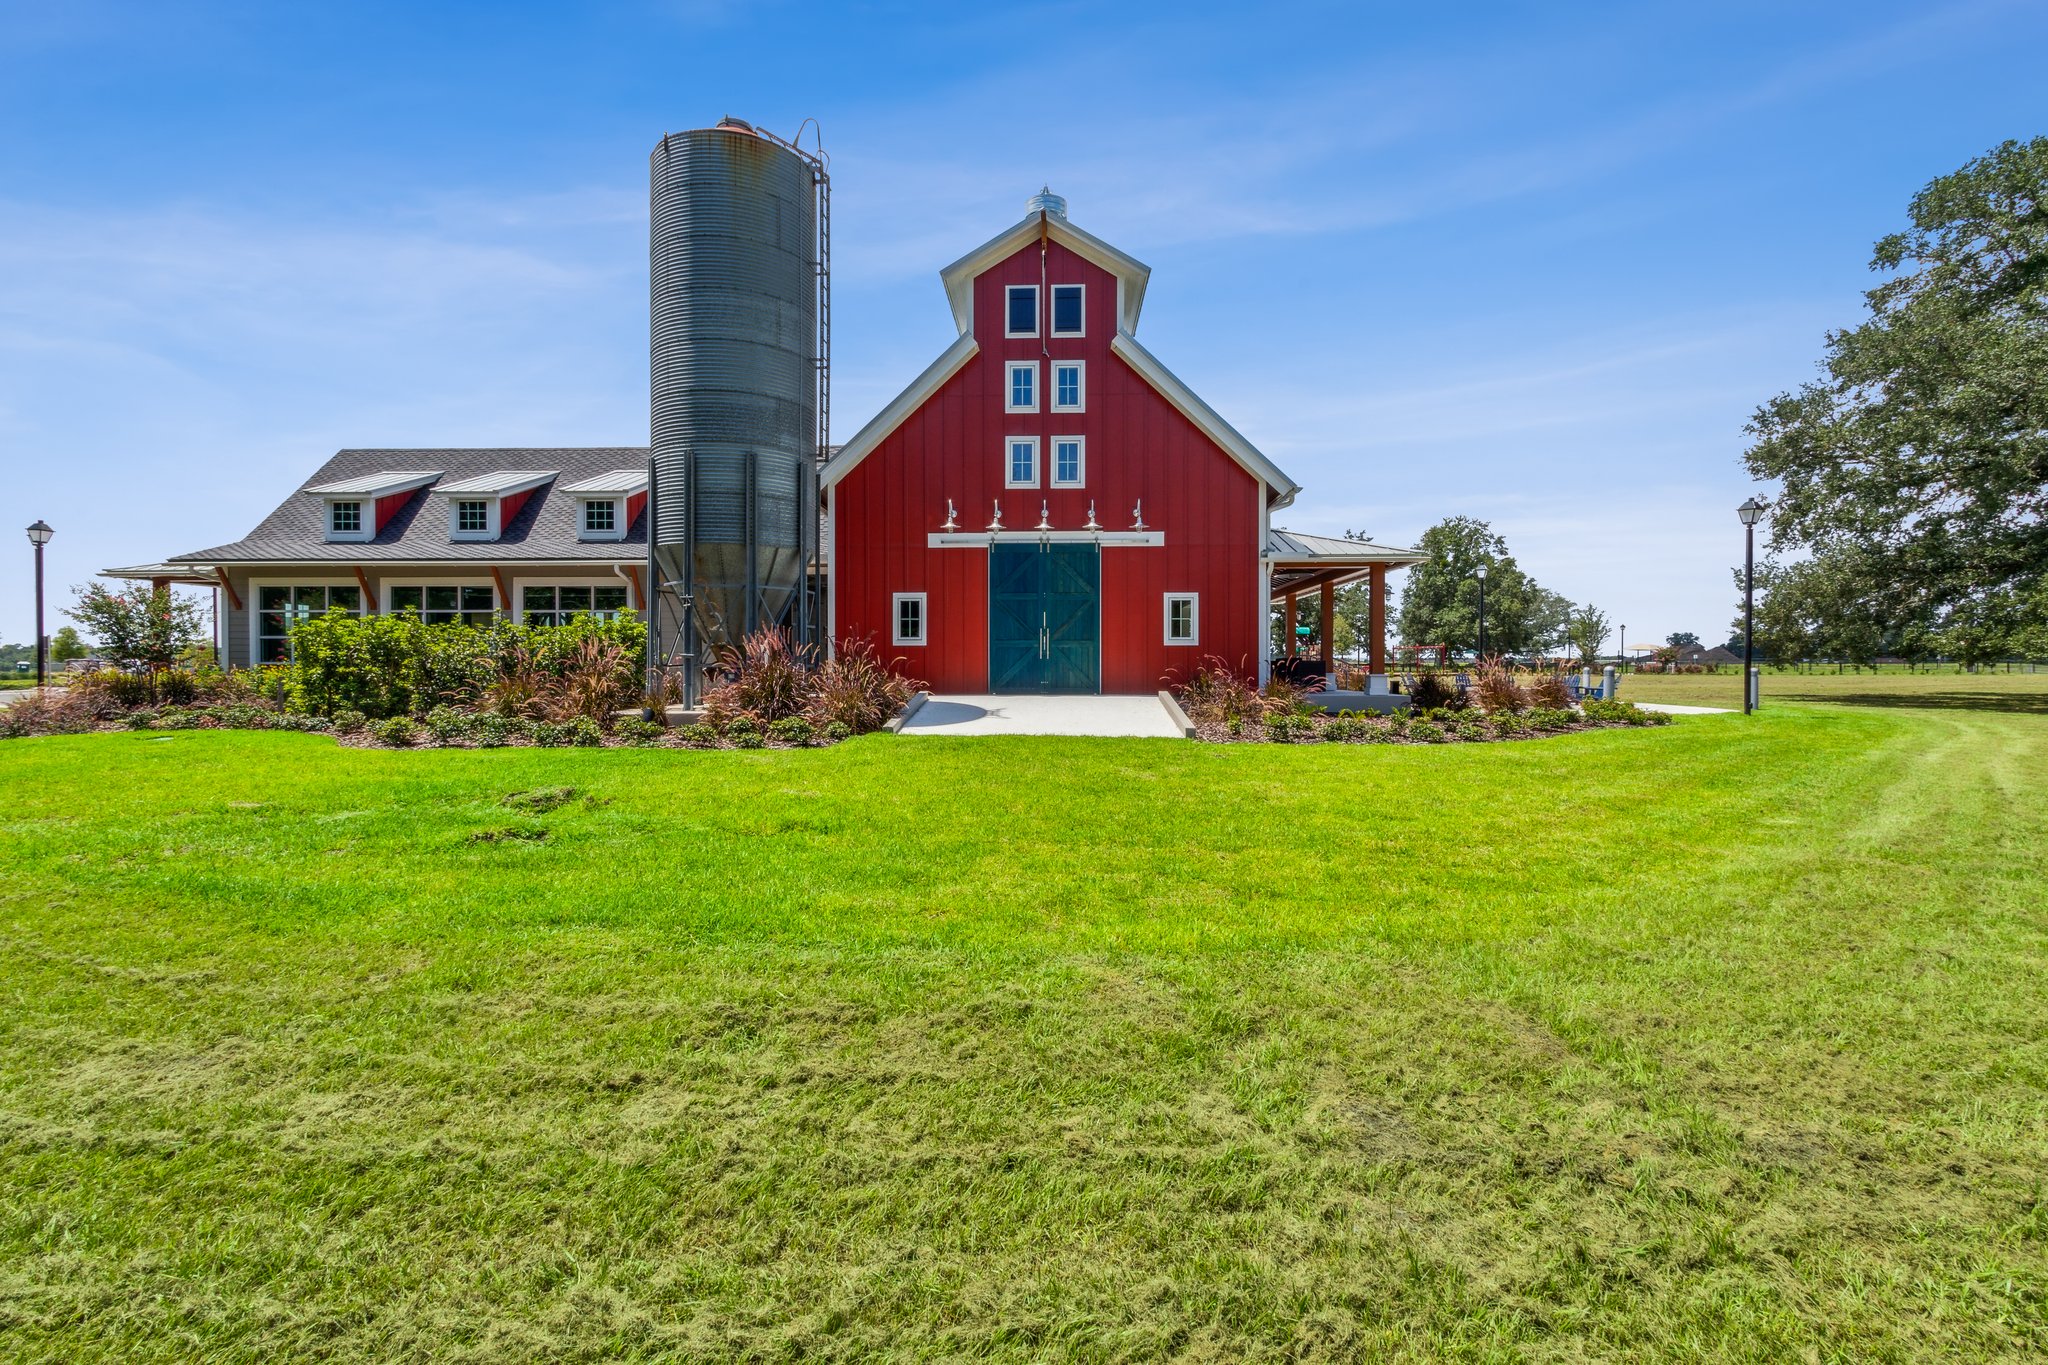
[
  {"left": 1005, "top": 284, "right": 1038, "bottom": 337},
  {"left": 1005, "top": 361, "right": 1037, "bottom": 413}
]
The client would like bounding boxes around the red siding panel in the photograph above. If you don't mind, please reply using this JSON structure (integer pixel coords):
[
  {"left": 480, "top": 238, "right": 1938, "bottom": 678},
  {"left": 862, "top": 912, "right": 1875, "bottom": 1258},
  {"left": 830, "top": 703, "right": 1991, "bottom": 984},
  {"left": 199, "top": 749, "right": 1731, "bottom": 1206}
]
[{"left": 833, "top": 237, "right": 1263, "bottom": 693}]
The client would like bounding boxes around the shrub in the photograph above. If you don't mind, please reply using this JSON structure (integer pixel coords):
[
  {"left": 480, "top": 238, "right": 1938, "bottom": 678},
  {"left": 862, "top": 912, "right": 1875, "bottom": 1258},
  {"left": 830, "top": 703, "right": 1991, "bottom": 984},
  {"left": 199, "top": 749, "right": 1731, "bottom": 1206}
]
[
  {"left": 678, "top": 723, "right": 719, "bottom": 746},
  {"left": 768, "top": 716, "right": 815, "bottom": 746},
  {"left": 613, "top": 717, "right": 666, "bottom": 745},
  {"left": 724, "top": 715, "right": 762, "bottom": 740},
  {"left": 1264, "top": 712, "right": 1316, "bottom": 742},
  {"left": 1406, "top": 672, "right": 1461, "bottom": 711},
  {"left": 330, "top": 709, "right": 368, "bottom": 735},
  {"left": 123, "top": 709, "right": 160, "bottom": 730},
  {"left": 1323, "top": 714, "right": 1362, "bottom": 742},
  {"left": 0, "top": 689, "right": 102, "bottom": 738},
  {"left": 1525, "top": 707, "right": 1577, "bottom": 731},
  {"left": 1453, "top": 718, "right": 1488, "bottom": 743},
  {"left": 273, "top": 713, "right": 332, "bottom": 732},
  {"left": 567, "top": 715, "right": 605, "bottom": 747},
  {"left": 1406, "top": 719, "right": 1446, "bottom": 743},
  {"left": 1526, "top": 669, "right": 1572, "bottom": 709},
  {"left": 1176, "top": 658, "right": 1268, "bottom": 727},
  {"left": 1472, "top": 660, "right": 1526, "bottom": 714},
  {"left": 208, "top": 704, "right": 275, "bottom": 730},
  {"left": 822, "top": 721, "right": 852, "bottom": 743},
  {"left": 530, "top": 721, "right": 571, "bottom": 748},
  {"left": 154, "top": 708, "right": 201, "bottom": 731},
  {"left": 1358, "top": 717, "right": 1396, "bottom": 742},
  {"left": 1489, "top": 712, "right": 1529, "bottom": 738},
  {"left": 473, "top": 714, "right": 513, "bottom": 748},
  {"left": 731, "top": 731, "right": 766, "bottom": 750},
  {"left": 372, "top": 716, "right": 421, "bottom": 747},
  {"left": 806, "top": 638, "right": 918, "bottom": 735},
  {"left": 1584, "top": 699, "right": 1669, "bottom": 727},
  {"left": 704, "top": 627, "right": 812, "bottom": 724},
  {"left": 425, "top": 705, "right": 474, "bottom": 746}
]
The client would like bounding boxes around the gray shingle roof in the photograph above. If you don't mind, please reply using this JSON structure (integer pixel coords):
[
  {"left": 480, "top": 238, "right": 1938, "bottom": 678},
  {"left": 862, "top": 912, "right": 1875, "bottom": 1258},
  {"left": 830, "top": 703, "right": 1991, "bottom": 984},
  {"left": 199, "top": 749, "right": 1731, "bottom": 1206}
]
[{"left": 169, "top": 448, "right": 650, "bottom": 563}]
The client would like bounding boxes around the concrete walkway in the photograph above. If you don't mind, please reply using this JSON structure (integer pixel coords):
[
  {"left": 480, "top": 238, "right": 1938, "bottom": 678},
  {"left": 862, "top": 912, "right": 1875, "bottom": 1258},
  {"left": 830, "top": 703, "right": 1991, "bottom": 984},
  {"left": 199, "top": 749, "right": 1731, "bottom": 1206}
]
[
  {"left": 900, "top": 694, "right": 1185, "bottom": 738},
  {"left": 1634, "top": 702, "right": 1735, "bottom": 715}
]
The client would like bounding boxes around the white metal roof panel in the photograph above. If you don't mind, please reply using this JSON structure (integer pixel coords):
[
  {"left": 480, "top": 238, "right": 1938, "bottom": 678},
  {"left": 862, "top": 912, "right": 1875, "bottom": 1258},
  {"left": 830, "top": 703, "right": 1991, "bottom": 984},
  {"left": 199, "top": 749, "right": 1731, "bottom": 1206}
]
[
  {"left": 302, "top": 470, "right": 442, "bottom": 497},
  {"left": 434, "top": 470, "right": 558, "bottom": 496}
]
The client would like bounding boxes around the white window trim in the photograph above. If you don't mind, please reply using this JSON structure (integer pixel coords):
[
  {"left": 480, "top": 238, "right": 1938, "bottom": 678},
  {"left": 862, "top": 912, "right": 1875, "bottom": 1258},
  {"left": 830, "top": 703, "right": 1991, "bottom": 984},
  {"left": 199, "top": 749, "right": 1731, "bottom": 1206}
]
[
  {"left": 324, "top": 498, "right": 372, "bottom": 543},
  {"left": 1050, "top": 282, "right": 1086, "bottom": 337},
  {"left": 1052, "top": 359, "right": 1085, "bottom": 413},
  {"left": 1004, "top": 284, "right": 1039, "bottom": 339},
  {"left": 1005, "top": 360, "right": 1038, "bottom": 413},
  {"left": 381, "top": 578, "right": 499, "bottom": 618},
  {"left": 891, "top": 592, "right": 927, "bottom": 646},
  {"left": 1164, "top": 592, "right": 1200, "bottom": 646},
  {"left": 1004, "top": 436, "right": 1040, "bottom": 489},
  {"left": 577, "top": 497, "right": 626, "bottom": 542},
  {"left": 248, "top": 577, "right": 362, "bottom": 666},
  {"left": 1051, "top": 435, "right": 1086, "bottom": 488},
  {"left": 512, "top": 577, "right": 633, "bottom": 625},
  {"left": 448, "top": 497, "right": 500, "bottom": 542}
]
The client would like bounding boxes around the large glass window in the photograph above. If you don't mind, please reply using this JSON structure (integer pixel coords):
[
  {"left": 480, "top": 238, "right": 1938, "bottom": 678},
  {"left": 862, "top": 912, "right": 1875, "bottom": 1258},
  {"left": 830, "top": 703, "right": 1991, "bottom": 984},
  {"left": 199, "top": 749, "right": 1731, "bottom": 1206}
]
[
  {"left": 521, "top": 584, "right": 629, "bottom": 626},
  {"left": 1051, "top": 284, "right": 1084, "bottom": 336},
  {"left": 1006, "top": 284, "right": 1038, "bottom": 337},
  {"left": 256, "top": 584, "right": 360, "bottom": 663},
  {"left": 390, "top": 585, "right": 496, "bottom": 626}
]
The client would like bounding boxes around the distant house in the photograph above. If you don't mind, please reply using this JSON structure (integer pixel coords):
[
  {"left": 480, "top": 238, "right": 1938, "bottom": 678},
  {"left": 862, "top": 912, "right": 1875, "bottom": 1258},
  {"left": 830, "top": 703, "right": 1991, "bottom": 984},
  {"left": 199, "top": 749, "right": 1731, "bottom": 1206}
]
[{"left": 1677, "top": 644, "right": 1743, "bottom": 668}]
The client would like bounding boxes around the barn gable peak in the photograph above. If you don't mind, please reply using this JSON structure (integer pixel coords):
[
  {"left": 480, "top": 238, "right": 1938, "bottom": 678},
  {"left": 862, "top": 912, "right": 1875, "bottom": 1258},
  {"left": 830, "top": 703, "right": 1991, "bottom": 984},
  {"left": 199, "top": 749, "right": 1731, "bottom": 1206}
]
[{"left": 939, "top": 198, "right": 1152, "bottom": 337}]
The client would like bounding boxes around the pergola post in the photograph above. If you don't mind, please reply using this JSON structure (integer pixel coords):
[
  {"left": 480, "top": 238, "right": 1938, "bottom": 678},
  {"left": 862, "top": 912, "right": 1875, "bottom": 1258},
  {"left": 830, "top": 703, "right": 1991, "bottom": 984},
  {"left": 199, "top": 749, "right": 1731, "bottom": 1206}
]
[
  {"left": 1319, "top": 579, "right": 1335, "bottom": 679},
  {"left": 1369, "top": 563, "right": 1387, "bottom": 679},
  {"left": 1284, "top": 589, "right": 1298, "bottom": 658}
]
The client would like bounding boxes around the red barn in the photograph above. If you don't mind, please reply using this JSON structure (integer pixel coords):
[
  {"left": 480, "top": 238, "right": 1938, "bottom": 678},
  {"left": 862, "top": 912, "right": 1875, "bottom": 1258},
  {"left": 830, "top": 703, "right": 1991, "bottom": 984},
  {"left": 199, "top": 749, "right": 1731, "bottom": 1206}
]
[{"left": 824, "top": 191, "right": 1415, "bottom": 695}]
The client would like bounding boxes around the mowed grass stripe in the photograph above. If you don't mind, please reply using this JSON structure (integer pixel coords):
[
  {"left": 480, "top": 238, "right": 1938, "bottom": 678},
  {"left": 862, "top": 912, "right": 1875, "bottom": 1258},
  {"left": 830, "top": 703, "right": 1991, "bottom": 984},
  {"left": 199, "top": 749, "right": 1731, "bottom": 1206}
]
[{"left": 1, "top": 693, "right": 2045, "bottom": 1361}]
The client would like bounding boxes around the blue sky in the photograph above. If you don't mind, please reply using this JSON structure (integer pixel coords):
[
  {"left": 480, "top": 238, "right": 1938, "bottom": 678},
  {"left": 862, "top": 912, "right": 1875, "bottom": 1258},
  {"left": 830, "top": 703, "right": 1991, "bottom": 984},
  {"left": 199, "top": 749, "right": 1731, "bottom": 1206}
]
[{"left": 3, "top": 0, "right": 2044, "bottom": 648}]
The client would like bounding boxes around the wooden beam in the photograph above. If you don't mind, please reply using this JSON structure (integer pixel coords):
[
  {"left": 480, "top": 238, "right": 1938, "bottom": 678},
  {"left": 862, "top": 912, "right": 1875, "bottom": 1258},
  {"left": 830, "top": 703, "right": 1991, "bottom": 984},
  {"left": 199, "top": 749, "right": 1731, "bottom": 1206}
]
[
  {"left": 1369, "top": 564, "right": 1387, "bottom": 676},
  {"left": 623, "top": 564, "right": 645, "bottom": 610},
  {"left": 214, "top": 567, "right": 242, "bottom": 612},
  {"left": 352, "top": 564, "right": 376, "bottom": 612},
  {"left": 1319, "top": 579, "right": 1335, "bottom": 673},
  {"left": 488, "top": 565, "right": 511, "bottom": 612},
  {"left": 1284, "top": 589, "right": 1298, "bottom": 658}
]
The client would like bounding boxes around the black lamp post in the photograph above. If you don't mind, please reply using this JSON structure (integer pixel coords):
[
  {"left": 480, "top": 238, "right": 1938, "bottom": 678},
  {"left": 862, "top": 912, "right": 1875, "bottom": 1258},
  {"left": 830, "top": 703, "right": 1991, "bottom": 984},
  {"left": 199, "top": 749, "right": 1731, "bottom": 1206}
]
[
  {"left": 1474, "top": 563, "right": 1489, "bottom": 661},
  {"left": 1737, "top": 497, "right": 1766, "bottom": 714},
  {"left": 26, "top": 520, "right": 53, "bottom": 688}
]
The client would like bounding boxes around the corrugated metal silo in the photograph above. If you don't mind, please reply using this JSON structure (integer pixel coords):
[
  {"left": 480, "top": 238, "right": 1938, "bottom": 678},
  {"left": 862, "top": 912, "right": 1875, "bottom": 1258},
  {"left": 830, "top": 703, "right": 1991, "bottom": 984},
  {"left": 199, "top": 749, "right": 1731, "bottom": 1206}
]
[{"left": 648, "top": 118, "right": 825, "bottom": 703}]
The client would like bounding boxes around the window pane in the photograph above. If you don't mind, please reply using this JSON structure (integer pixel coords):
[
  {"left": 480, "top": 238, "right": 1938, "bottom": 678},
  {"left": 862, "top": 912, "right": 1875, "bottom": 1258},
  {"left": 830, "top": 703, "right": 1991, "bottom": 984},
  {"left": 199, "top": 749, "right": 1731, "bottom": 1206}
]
[
  {"left": 1056, "top": 365, "right": 1081, "bottom": 407},
  {"left": 524, "top": 611, "right": 555, "bottom": 627},
  {"left": 457, "top": 501, "right": 489, "bottom": 532},
  {"left": 594, "top": 587, "right": 628, "bottom": 612},
  {"left": 1052, "top": 285, "right": 1082, "bottom": 334},
  {"left": 424, "top": 611, "right": 456, "bottom": 626},
  {"left": 1010, "top": 365, "right": 1033, "bottom": 408},
  {"left": 390, "top": 586, "right": 422, "bottom": 612},
  {"left": 260, "top": 638, "right": 290, "bottom": 663},
  {"left": 584, "top": 500, "right": 615, "bottom": 532},
  {"left": 523, "top": 586, "right": 555, "bottom": 613},
  {"left": 1056, "top": 441, "right": 1080, "bottom": 482},
  {"left": 425, "top": 586, "right": 459, "bottom": 612},
  {"left": 292, "top": 586, "right": 323, "bottom": 611},
  {"left": 1008, "top": 286, "right": 1036, "bottom": 334},
  {"left": 330, "top": 502, "right": 361, "bottom": 533},
  {"left": 1010, "top": 442, "right": 1033, "bottom": 483},
  {"left": 329, "top": 586, "right": 360, "bottom": 613},
  {"left": 258, "top": 612, "right": 288, "bottom": 639},
  {"left": 259, "top": 586, "right": 290, "bottom": 611},
  {"left": 461, "top": 586, "right": 494, "bottom": 613},
  {"left": 556, "top": 586, "right": 591, "bottom": 614}
]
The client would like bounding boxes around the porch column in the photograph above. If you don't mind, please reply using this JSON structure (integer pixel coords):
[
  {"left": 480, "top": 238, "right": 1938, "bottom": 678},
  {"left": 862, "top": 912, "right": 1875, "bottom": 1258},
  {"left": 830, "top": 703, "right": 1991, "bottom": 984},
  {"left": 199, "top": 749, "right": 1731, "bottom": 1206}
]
[
  {"left": 1319, "top": 579, "right": 1334, "bottom": 677},
  {"left": 1284, "top": 589, "right": 1298, "bottom": 658},
  {"left": 1369, "top": 564, "right": 1387, "bottom": 677}
]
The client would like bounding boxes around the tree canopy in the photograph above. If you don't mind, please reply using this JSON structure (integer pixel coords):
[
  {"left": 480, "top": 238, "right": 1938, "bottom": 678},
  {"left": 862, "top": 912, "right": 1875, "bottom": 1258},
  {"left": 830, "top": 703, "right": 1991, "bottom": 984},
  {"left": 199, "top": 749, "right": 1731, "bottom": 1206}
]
[
  {"left": 1396, "top": 516, "right": 1571, "bottom": 656},
  {"left": 66, "top": 583, "right": 205, "bottom": 672},
  {"left": 1744, "top": 136, "right": 2048, "bottom": 660}
]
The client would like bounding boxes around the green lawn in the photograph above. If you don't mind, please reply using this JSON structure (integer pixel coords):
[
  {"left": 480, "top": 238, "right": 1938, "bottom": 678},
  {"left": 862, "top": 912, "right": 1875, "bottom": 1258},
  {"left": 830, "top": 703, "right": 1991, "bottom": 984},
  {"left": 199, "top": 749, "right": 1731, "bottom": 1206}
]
[{"left": 2, "top": 686, "right": 2045, "bottom": 1361}]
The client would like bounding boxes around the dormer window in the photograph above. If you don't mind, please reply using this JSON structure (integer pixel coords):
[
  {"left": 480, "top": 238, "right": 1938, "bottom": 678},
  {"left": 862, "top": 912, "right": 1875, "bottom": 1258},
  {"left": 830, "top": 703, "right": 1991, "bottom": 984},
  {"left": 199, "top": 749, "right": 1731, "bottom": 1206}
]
[
  {"left": 306, "top": 470, "right": 440, "bottom": 543},
  {"left": 561, "top": 468, "right": 647, "bottom": 543},
  {"left": 433, "top": 470, "right": 557, "bottom": 543}
]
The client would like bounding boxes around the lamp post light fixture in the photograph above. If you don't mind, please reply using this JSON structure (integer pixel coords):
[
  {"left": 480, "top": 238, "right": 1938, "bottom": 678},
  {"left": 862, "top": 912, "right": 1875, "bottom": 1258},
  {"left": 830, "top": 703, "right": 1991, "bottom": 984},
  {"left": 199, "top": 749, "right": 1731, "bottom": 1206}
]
[
  {"left": 26, "top": 519, "right": 53, "bottom": 689},
  {"left": 1474, "top": 562, "right": 1489, "bottom": 660},
  {"left": 1737, "top": 496, "right": 1767, "bottom": 714}
]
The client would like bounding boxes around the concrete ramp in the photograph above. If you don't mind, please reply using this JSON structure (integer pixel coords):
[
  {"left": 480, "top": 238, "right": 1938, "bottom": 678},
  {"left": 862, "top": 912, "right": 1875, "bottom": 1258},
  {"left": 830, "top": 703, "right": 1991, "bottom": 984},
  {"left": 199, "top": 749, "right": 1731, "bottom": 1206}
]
[{"left": 899, "top": 694, "right": 1185, "bottom": 738}]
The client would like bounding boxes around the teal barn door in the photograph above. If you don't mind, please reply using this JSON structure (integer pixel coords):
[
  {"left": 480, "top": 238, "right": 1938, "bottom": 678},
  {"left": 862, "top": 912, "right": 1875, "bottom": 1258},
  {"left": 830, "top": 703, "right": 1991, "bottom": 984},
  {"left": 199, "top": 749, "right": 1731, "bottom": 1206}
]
[{"left": 987, "top": 542, "right": 1099, "bottom": 693}]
